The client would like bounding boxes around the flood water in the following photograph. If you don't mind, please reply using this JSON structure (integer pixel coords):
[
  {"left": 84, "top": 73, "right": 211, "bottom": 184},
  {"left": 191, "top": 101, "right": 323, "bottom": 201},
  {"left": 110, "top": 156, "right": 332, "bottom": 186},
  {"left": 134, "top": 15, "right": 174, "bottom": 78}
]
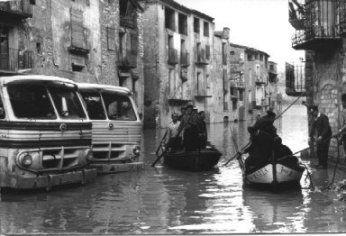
[{"left": 1, "top": 105, "right": 346, "bottom": 234}]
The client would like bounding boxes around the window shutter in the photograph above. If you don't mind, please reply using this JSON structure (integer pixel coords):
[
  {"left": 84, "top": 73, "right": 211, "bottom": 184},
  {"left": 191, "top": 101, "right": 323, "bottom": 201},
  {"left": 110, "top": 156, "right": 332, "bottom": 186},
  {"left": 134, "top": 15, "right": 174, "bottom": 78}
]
[
  {"left": 107, "top": 27, "right": 116, "bottom": 51},
  {"left": 70, "top": 8, "right": 85, "bottom": 49},
  {"left": 130, "top": 32, "right": 138, "bottom": 54}
]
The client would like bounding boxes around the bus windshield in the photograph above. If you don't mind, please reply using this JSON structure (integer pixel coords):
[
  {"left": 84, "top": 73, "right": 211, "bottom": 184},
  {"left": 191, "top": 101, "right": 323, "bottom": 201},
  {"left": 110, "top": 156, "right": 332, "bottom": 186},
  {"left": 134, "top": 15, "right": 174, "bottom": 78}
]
[
  {"left": 8, "top": 84, "right": 57, "bottom": 120},
  {"left": 80, "top": 91, "right": 106, "bottom": 120},
  {"left": 7, "top": 83, "right": 86, "bottom": 120},
  {"left": 49, "top": 85, "right": 86, "bottom": 119},
  {"left": 102, "top": 92, "right": 137, "bottom": 121}
]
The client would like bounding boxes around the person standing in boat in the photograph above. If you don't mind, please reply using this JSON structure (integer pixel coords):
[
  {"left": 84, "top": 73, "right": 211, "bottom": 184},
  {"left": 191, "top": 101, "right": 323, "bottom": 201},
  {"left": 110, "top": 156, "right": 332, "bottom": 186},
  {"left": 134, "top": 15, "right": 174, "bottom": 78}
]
[
  {"left": 165, "top": 113, "right": 182, "bottom": 151},
  {"left": 197, "top": 111, "right": 208, "bottom": 149},
  {"left": 308, "top": 105, "right": 332, "bottom": 169},
  {"left": 177, "top": 104, "right": 200, "bottom": 151}
]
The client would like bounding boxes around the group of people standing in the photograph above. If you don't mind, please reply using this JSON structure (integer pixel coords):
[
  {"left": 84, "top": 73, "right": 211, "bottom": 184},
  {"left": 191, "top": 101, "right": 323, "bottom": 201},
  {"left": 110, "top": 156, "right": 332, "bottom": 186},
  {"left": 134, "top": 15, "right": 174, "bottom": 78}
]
[{"left": 165, "top": 104, "right": 208, "bottom": 152}]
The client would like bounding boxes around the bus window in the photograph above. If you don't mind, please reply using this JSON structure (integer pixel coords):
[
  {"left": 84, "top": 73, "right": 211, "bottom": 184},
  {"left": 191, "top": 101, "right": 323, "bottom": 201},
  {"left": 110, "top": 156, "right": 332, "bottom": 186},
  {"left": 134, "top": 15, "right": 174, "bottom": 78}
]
[
  {"left": 49, "top": 86, "right": 86, "bottom": 119},
  {"left": 80, "top": 91, "right": 106, "bottom": 120},
  {"left": 102, "top": 92, "right": 137, "bottom": 121},
  {"left": 7, "top": 84, "right": 56, "bottom": 119},
  {"left": 0, "top": 96, "right": 5, "bottom": 119}
]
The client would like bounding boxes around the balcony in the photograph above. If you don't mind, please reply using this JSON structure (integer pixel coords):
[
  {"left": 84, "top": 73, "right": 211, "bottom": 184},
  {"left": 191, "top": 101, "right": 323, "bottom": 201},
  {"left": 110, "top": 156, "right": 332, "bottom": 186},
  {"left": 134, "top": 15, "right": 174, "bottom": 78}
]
[
  {"left": 180, "top": 51, "right": 190, "bottom": 67},
  {"left": 235, "top": 80, "right": 245, "bottom": 89},
  {"left": 0, "top": 48, "right": 33, "bottom": 73},
  {"left": 0, "top": 0, "right": 32, "bottom": 23},
  {"left": 120, "top": 16, "right": 136, "bottom": 29},
  {"left": 292, "top": 26, "right": 341, "bottom": 50},
  {"left": 168, "top": 48, "right": 178, "bottom": 65},
  {"left": 255, "top": 78, "right": 266, "bottom": 85},
  {"left": 290, "top": 0, "right": 341, "bottom": 50},
  {"left": 118, "top": 50, "right": 137, "bottom": 68}
]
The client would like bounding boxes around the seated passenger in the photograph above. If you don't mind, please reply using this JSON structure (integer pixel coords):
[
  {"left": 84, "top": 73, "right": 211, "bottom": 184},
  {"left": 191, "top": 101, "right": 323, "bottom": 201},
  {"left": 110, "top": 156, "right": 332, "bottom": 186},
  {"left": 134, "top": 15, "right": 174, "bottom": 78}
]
[
  {"left": 108, "top": 101, "right": 118, "bottom": 119},
  {"left": 118, "top": 101, "right": 136, "bottom": 120},
  {"left": 244, "top": 129, "right": 275, "bottom": 173}
]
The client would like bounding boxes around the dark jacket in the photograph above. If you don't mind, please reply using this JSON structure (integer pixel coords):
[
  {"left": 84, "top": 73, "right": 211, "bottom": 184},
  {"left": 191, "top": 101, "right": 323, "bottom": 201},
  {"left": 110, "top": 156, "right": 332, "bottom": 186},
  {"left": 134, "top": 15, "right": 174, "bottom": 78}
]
[{"left": 309, "top": 113, "right": 332, "bottom": 140}]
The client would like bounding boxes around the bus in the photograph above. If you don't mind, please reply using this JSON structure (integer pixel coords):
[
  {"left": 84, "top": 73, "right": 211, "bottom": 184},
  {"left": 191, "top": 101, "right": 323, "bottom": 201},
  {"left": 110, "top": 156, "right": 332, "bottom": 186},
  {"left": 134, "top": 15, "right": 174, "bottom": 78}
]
[
  {"left": 0, "top": 75, "right": 96, "bottom": 191},
  {"left": 77, "top": 83, "right": 143, "bottom": 174}
]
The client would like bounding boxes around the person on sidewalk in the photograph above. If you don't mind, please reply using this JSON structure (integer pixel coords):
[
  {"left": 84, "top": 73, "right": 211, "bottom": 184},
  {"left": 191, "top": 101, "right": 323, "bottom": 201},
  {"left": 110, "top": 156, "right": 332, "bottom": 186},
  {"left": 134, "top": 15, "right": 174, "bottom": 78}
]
[{"left": 309, "top": 105, "right": 332, "bottom": 169}]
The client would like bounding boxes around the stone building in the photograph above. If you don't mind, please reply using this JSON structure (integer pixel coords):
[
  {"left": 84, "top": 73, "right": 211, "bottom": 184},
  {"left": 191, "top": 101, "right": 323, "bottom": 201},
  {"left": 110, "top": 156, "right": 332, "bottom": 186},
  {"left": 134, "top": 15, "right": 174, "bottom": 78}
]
[
  {"left": 289, "top": 0, "right": 346, "bottom": 159},
  {"left": 0, "top": 0, "right": 144, "bottom": 115},
  {"left": 229, "top": 43, "right": 272, "bottom": 121},
  {"left": 142, "top": 0, "right": 215, "bottom": 128},
  {"left": 211, "top": 27, "right": 238, "bottom": 123}
]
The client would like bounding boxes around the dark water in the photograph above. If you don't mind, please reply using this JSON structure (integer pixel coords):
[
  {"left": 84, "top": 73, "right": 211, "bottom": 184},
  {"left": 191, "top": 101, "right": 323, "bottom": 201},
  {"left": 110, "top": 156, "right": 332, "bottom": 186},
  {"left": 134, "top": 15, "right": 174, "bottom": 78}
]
[{"left": 1, "top": 105, "right": 346, "bottom": 234}]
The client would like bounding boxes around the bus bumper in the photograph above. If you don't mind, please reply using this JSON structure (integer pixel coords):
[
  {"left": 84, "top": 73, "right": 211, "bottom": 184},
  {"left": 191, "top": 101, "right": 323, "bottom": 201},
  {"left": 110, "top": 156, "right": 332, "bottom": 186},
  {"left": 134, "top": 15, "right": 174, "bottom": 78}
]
[
  {"left": 91, "top": 162, "right": 144, "bottom": 174},
  {"left": 0, "top": 168, "right": 97, "bottom": 190}
]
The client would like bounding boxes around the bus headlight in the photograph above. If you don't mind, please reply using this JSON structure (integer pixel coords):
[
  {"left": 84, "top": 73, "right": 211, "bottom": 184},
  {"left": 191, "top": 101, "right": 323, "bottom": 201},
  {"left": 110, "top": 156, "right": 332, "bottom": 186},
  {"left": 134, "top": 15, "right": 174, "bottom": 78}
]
[
  {"left": 133, "top": 146, "right": 140, "bottom": 156},
  {"left": 19, "top": 154, "right": 33, "bottom": 167}
]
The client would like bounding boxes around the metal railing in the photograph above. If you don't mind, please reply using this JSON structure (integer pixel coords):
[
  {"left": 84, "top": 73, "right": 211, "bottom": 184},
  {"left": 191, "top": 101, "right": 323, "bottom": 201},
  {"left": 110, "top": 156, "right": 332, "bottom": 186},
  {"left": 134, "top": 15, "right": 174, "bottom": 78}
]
[
  {"left": 0, "top": 0, "right": 32, "bottom": 17},
  {"left": 0, "top": 48, "right": 33, "bottom": 72}
]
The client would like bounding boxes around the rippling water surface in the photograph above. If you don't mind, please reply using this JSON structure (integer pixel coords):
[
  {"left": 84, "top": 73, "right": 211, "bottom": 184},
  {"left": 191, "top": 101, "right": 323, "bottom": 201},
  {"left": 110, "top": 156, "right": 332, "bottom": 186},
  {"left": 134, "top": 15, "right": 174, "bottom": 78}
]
[{"left": 1, "top": 105, "right": 346, "bottom": 234}]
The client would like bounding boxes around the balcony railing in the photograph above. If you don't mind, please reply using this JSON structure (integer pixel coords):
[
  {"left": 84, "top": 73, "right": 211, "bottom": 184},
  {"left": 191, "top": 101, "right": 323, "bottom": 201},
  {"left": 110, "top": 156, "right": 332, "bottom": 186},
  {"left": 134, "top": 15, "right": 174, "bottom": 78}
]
[
  {"left": 0, "top": 0, "right": 32, "bottom": 22},
  {"left": 236, "top": 80, "right": 245, "bottom": 88},
  {"left": 292, "top": 26, "right": 340, "bottom": 50},
  {"left": 168, "top": 48, "right": 178, "bottom": 65},
  {"left": 118, "top": 50, "right": 137, "bottom": 68},
  {"left": 0, "top": 48, "right": 33, "bottom": 72}
]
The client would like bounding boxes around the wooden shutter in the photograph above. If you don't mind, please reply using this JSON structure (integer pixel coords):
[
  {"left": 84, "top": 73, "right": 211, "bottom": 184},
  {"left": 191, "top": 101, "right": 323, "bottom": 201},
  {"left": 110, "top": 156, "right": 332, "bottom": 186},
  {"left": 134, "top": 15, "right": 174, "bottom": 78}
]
[
  {"left": 70, "top": 8, "right": 85, "bottom": 49},
  {"left": 130, "top": 32, "right": 138, "bottom": 54},
  {"left": 107, "top": 27, "right": 116, "bottom": 51}
]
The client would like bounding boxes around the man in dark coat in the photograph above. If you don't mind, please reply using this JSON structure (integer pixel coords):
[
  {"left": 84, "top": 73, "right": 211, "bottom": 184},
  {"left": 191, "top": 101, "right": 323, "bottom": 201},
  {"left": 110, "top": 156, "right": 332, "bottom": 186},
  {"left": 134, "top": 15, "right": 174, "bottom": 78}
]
[{"left": 309, "top": 105, "right": 332, "bottom": 169}]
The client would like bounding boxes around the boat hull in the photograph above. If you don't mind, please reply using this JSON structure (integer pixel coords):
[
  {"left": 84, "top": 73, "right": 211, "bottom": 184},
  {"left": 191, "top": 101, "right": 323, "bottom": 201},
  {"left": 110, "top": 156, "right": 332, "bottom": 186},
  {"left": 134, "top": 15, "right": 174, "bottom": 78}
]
[
  {"left": 164, "top": 146, "right": 221, "bottom": 171},
  {"left": 241, "top": 158, "right": 305, "bottom": 190}
]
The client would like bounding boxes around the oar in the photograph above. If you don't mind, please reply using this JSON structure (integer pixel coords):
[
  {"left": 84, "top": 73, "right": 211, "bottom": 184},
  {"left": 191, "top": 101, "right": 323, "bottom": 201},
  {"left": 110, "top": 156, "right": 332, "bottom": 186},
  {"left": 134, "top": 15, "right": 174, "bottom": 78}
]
[
  {"left": 223, "top": 142, "right": 250, "bottom": 166},
  {"left": 151, "top": 130, "right": 168, "bottom": 167}
]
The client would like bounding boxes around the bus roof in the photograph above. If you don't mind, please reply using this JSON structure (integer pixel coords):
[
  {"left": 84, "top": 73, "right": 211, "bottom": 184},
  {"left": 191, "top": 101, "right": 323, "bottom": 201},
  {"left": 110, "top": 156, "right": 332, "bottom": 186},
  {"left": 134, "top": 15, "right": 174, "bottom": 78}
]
[
  {"left": 0, "top": 75, "right": 76, "bottom": 87},
  {"left": 77, "top": 83, "right": 131, "bottom": 95}
]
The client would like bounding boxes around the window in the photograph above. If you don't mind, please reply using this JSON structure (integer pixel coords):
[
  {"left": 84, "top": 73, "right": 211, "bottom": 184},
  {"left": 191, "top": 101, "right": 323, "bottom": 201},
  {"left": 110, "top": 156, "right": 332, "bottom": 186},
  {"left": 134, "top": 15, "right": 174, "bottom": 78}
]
[
  {"left": 247, "top": 54, "right": 252, "bottom": 61},
  {"left": 203, "top": 22, "right": 209, "bottom": 37},
  {"left": 260, "top": 54, "right": 263, "bottom": 61},
  {"left": 232, "top": 99, "right": 237, "bottom": 110},
  {"left": 165, "top": 7, "right": 175, "bottom": 31},
  {"left": 222, "top": 43, "right": 227, "bottom": 65},
  {"left": 178, "top": 14, "right": 187, "bottom": 35},
  {"left": 107, "top": 27, "right": 116, "bottom": 51},
  {"left": 194, "top": 17, "right": 200, "bottom": 34},
  {"left": 70, "top": 8, "right": 87, "bottom": 50},
  {"left": 30, "top": 0, "right": 36, "bottom": 5},
  {"left": 102, "top": 92, "right": 137, "bottom": 121},
  {"left": 0, "top": 96, "right": 5, "bottom": 119},
  {"left": 80, "top": 91, "right": 106, "bottom": 120},
  {"left": 0, "top": 27, "right": 9, "bottom": 70},
  {"left": 239, "top": 90, "right": 244, "bottom": 101}
]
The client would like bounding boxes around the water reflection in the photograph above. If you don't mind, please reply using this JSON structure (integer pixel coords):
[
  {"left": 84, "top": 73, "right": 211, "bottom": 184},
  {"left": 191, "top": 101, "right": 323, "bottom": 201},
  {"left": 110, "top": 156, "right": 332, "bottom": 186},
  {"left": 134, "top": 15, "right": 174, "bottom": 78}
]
[{"left": 1, "top": 105, "right": 346, "bottom": 234}]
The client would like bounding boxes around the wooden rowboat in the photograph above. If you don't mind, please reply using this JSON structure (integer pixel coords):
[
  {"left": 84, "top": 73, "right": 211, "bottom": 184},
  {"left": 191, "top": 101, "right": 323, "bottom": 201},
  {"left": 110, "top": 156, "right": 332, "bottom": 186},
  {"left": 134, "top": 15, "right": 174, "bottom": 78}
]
[
  {"left": 238, "top": 154, "right": 306, "bottom": 190},
  {"left": 163, "top": 145, "right": 222, "bottom": 171}
]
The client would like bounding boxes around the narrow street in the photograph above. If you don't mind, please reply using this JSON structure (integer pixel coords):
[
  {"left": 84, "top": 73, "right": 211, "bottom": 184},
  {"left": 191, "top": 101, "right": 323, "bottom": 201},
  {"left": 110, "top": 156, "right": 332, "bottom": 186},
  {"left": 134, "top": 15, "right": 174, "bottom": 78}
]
[{"left": 1, "top": 104, "right": 346, "bottom": 234}]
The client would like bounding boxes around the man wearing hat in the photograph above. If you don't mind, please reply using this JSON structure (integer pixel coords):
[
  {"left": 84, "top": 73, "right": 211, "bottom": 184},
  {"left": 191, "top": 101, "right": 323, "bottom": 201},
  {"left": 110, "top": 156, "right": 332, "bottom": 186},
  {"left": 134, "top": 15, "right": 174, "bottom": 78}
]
[
  {"left": 309, "top": 105, "right": 332, "bottom": 169},
  {"left": 251, "top": 110, "right": 277, "bottom": 137}
]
